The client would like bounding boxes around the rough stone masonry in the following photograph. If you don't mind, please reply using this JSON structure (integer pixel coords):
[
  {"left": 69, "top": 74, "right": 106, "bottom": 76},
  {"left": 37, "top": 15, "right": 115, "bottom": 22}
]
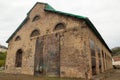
[{"left": 5, "top": 2, "right": 112, "bottom": 79}]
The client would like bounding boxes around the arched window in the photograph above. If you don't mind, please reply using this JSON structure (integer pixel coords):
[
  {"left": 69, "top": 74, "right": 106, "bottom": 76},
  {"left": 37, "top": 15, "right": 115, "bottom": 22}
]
[
  {"left": 15, "top": 36, "right": 21, "bottom": 41},
  {"left": 54, "top": 23, "right": 65, "bottom": 31},
  {"left": 15, "top": 49, "right": 23, "bottom": 67},
  {"left": 32, "top": 15, "right": 40, "bottom": 22},
  {"left": 30, "top": 29, "right": 40, "bottom": 37}
]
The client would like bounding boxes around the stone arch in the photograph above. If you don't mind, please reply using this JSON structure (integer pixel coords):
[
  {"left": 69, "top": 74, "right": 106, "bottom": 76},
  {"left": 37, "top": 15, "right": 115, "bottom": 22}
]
[
  {"left": 15, "top": 36, "right": 21, "bottom": 41},
  {"left": 30, "top": 29, "right": 40, "bottom": 37},
  {"left": 32, "top": 15, "right": 40, "bottom": 22},
  {"left": 54, "top": 23, "right": 66, "bottom": 31}
]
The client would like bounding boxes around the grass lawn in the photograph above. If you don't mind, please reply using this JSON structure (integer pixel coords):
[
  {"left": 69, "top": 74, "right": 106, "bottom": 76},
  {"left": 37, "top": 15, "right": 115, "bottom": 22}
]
[
  {"left": 0, "top": 72, "right": 84, "bottom": 80},
  {"left": 0, "top": 69, "right": 120, "bottom": 80}
]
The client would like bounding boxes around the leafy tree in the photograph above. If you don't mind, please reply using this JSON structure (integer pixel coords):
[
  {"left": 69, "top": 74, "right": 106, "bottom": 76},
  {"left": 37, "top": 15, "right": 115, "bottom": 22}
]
[
  {"left": 0, "top": 52, "right": 7, "bottom": 67},
  {"left": 0, "top": 60, "right": 5, "bottom": 67}
]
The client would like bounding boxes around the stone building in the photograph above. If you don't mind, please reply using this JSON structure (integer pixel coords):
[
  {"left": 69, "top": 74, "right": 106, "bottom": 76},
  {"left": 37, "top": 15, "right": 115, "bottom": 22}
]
[{"left": 5, "top": 2, "right": 112, "bottom": 79}]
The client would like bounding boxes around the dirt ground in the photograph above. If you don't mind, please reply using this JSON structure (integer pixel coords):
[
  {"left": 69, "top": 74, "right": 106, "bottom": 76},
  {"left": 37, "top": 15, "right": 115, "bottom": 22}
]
[
  {"left": 93, "top": 69, "right": 120, "bottom": 80},
  {"left": 0, "top": 73, "right": 83, "bottom": 80},
  {"left": 0, "top": 69, "right": 120, "bottom": 80}
]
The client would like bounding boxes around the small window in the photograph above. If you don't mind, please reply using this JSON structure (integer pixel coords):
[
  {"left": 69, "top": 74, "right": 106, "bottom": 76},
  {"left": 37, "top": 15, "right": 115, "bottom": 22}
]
[
  {"left": 15, "top": 36, "right": 21, "bottom": 41},
  {"left": 32, "top": 15, "right": 40, "bottom": 22},
  {"left": 30, "top": 29, "right": 40, "bottom": 37},
  {"left": 15, "top": 49, "right": 23, "bottom": 67},
  {"left": 99, "top": 60, "right": 102, "bottom": 66},
  {"left": 54, "top": 23, "right": 65, "bottom": 31},
  {"left": 91, "top": 58, "right": 96, "bottom": 66},
  {"left": 91, "top": 57, "right": 97, "bottom": 75},
  {"left": 102, "top": 51, "right": 104, "bottom": 58},
  {"left": 90, "top": 40, "right": 95, "bottom": 57},
  {"left": 97, "top": 47, "right": 101, "bottom": 58},
  {"left": 105, "top": 53, "right": 107, "bottom": 59}
]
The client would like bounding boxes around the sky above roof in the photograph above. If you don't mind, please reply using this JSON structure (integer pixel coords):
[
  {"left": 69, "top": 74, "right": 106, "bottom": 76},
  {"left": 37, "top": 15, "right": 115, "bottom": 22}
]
[{"left": 0, "top": 0, "right": 120, "bottom": 48}]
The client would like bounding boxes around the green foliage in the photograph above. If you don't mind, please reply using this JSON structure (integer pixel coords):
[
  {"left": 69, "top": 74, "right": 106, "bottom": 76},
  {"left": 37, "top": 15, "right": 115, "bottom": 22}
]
[
  {"left": 0, "top": 52, "right": 7, "bottom": 67},
  {"left": 0, "top": 60, "right": 5, "bottom": 67},
  {"left": 0, "top": 52, "right": 7, "bottom": 60}
]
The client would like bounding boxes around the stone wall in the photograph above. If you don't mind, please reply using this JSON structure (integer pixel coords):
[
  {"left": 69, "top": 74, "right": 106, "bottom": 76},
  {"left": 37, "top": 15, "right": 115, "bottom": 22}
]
[
  {"left": 5, "top": 3, "right": 84, "bottom": 75},
  {"left": 5, "top": 3, "right": 46, "bottom": 75},
  {"left": 86, "top": 25, "right": 113, "bottom": 78},
  {"left": 5, "top": 3, "right": 112, "bottom": 79},
  {"left": 60, "top": 27, "right": 87, "bottom": 78}
]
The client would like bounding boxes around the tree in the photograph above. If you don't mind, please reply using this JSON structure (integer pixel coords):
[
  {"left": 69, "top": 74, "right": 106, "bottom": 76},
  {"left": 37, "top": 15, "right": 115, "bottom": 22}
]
[{"left": 0, "top": 52, "right": 7, "bottom": 67}]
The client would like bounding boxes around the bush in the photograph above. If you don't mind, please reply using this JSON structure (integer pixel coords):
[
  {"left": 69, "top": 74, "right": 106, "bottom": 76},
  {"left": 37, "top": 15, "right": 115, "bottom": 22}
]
[
  {"left": 0, "top": 52, "right": 7, "bottom": 60},
  {"left": 0, "top": 60, "right": 5, "bottom": 67},
  {"left": 0, "top": 52, "right": 7, "bottom": 67}
]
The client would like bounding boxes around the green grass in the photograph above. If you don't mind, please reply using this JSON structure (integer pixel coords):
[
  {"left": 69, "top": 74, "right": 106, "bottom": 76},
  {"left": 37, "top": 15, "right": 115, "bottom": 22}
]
[
  {"left": 0, "top": 73, "right": 84, "bottom": 80},
  {"left": 0, "top": 69, "right": 120, "bottom": 80}
]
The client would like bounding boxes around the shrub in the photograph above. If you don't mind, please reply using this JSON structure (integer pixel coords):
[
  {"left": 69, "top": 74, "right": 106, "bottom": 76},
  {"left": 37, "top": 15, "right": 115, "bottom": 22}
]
[
  {"left": 0, "top": 52, "right": 7, "bottom": 60},
  {"left": 0, "top": 60, "right": 5, "bottom": 67}
]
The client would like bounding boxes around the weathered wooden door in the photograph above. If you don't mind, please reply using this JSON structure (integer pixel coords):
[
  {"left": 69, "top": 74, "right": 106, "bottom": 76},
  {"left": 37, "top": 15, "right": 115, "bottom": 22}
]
[
  {"left": 34, "top": 37, "right": 44, "bottom": 75},
  {"left": 34, "top": 33, "right": 60, "bottom": 76},
  {"left": 44, "top": 33, "right": 60, "bottom": 77}
]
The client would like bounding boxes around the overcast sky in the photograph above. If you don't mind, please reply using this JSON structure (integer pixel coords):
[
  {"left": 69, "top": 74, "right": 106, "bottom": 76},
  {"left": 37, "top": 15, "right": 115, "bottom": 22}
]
[{"left": 0, "top": 0, "right": 120, "bottom": 49}]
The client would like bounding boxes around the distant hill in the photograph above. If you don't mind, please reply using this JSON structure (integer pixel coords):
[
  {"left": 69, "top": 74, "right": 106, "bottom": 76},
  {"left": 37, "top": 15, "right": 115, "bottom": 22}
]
[{"left": 111, "top": 47, "right": 120, "bottom": 56}]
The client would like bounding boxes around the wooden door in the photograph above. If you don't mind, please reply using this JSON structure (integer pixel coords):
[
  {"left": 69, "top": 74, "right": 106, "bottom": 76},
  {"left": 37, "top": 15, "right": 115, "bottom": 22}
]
[
  {"left": 44, "top": 33, "right": 60, "bottom": 77},
  {"left": 34, "top": 37, "right": 44, "bottom": 75}
]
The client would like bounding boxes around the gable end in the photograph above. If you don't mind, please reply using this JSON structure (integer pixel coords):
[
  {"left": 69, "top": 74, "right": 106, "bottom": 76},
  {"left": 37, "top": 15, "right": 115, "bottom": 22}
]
[{"left": 6, "top": 2, "right": 111, "bottom": 53}]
